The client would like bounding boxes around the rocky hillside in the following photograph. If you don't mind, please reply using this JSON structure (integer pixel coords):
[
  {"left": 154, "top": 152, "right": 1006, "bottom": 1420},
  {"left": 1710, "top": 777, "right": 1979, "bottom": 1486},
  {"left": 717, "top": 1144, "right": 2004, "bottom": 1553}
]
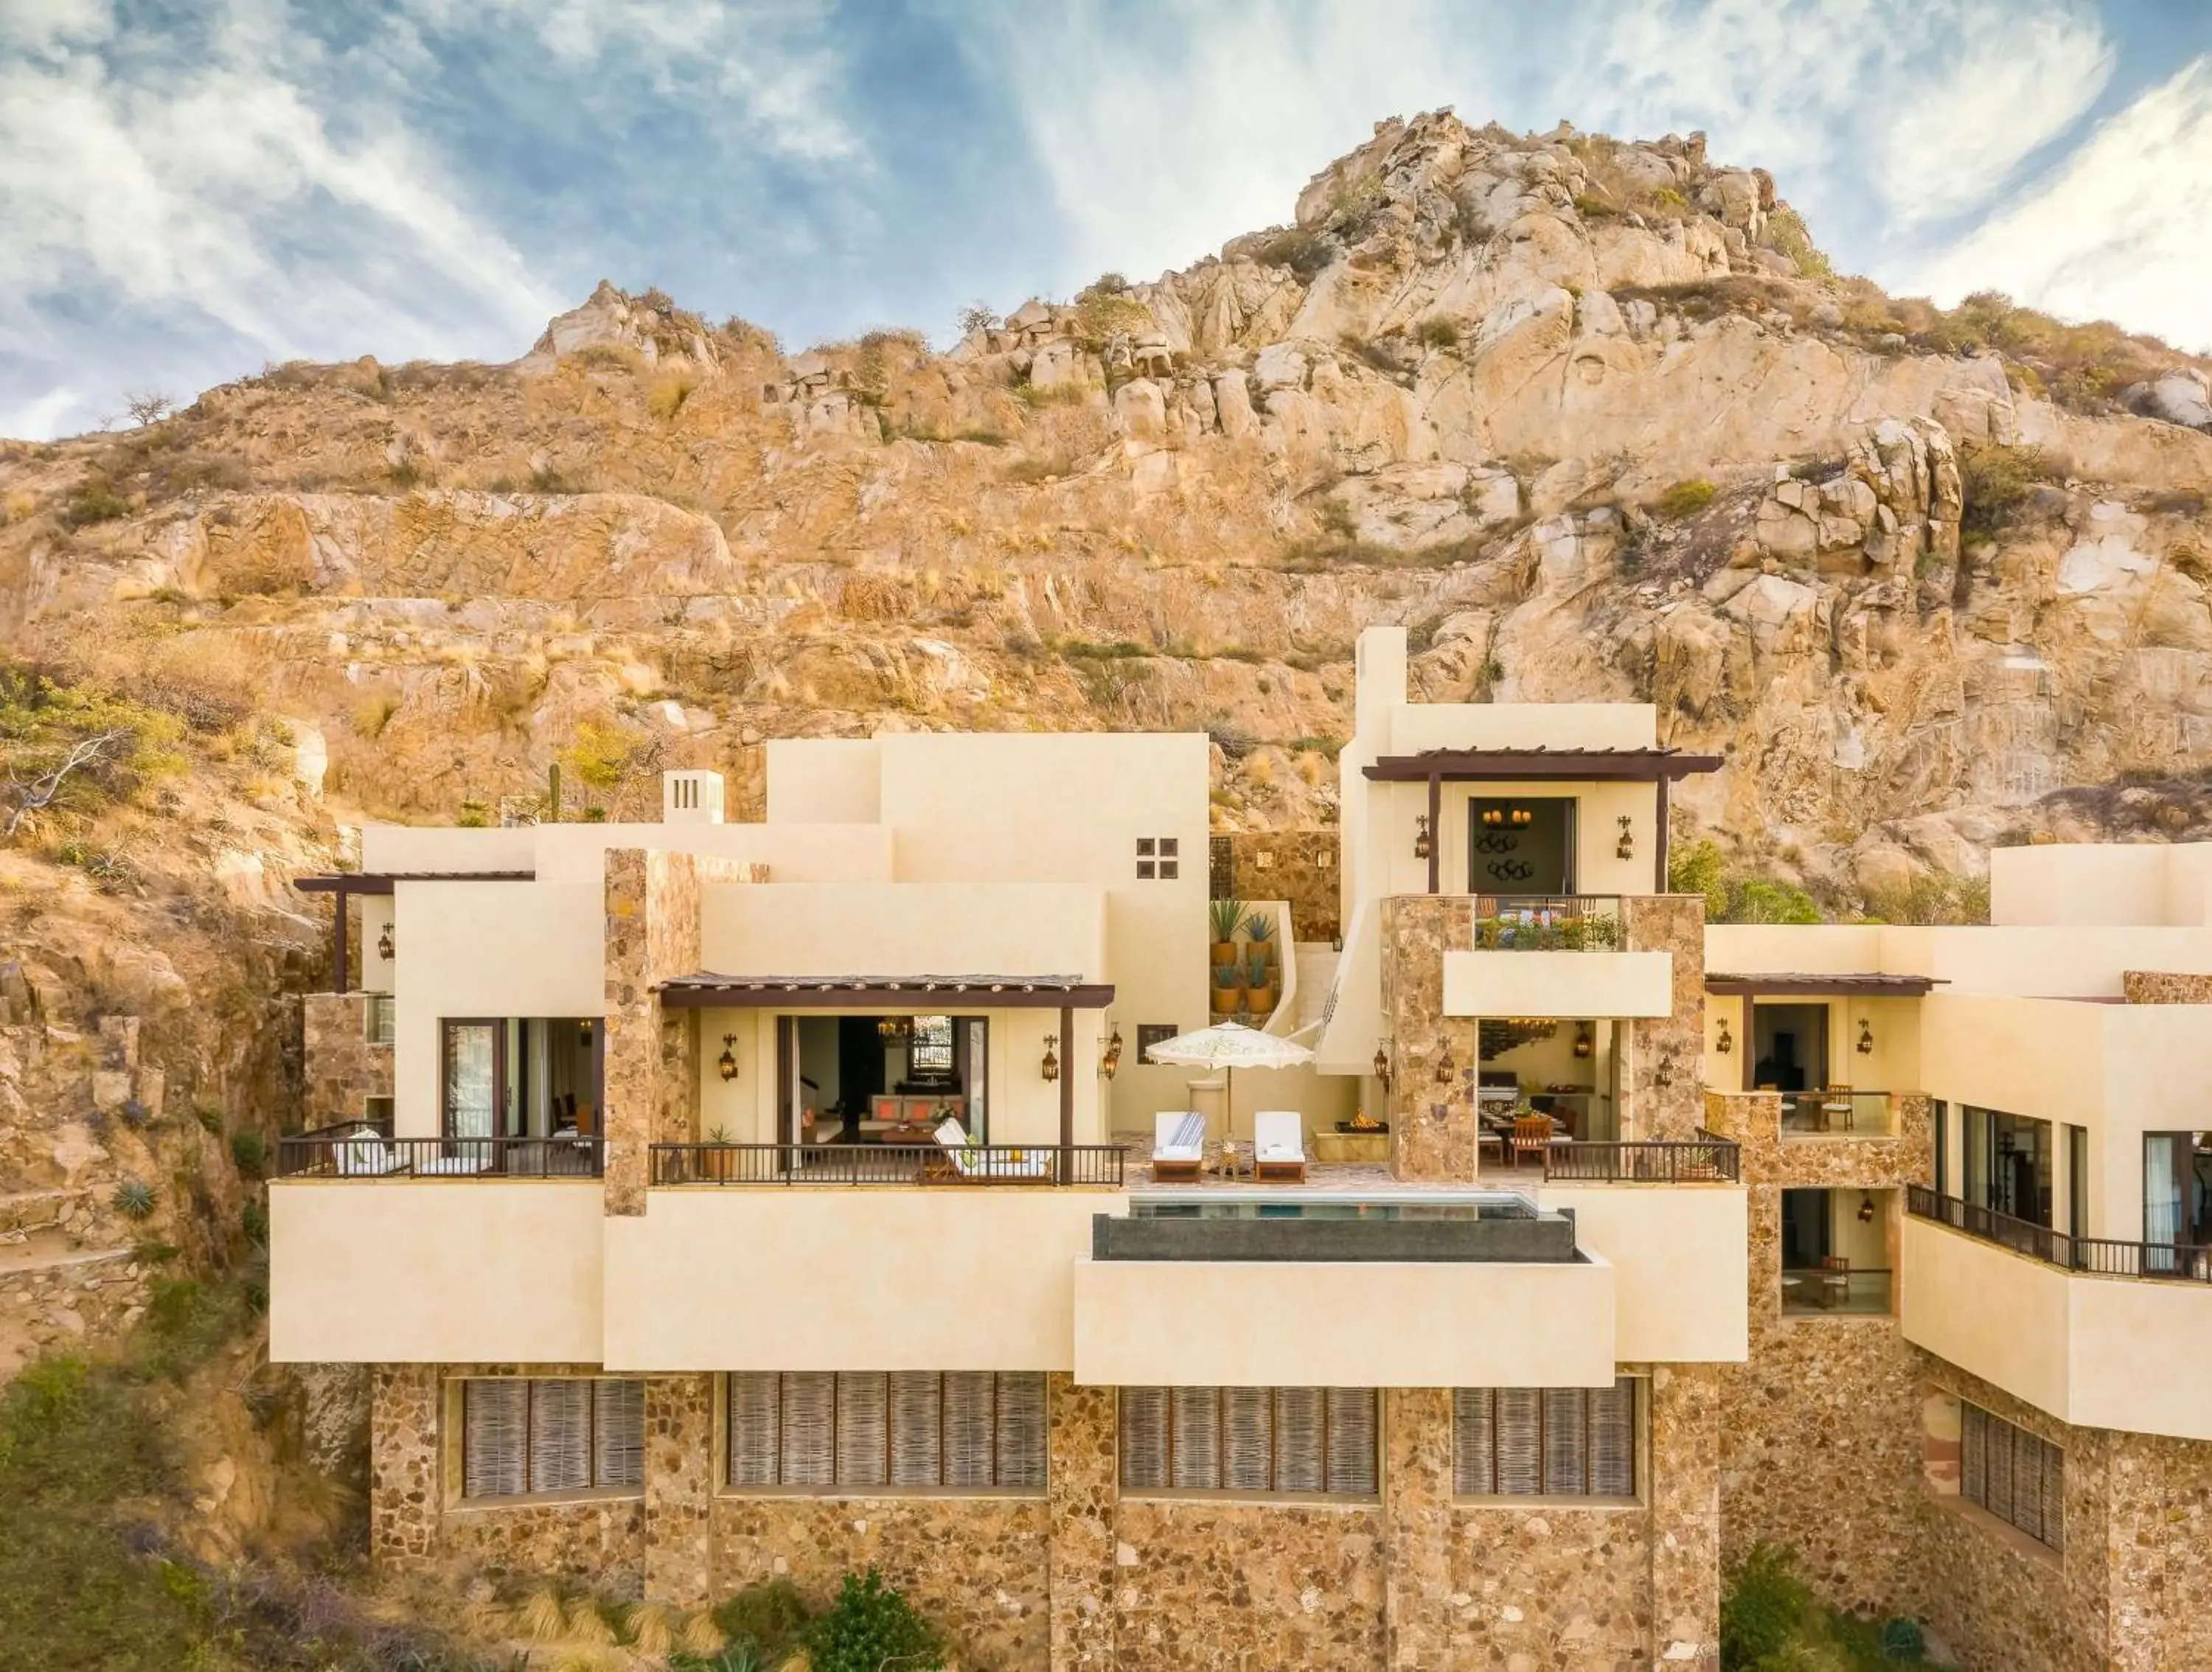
[{"left": 6, "top": 114, "right": 2212, "bottom": 1257}]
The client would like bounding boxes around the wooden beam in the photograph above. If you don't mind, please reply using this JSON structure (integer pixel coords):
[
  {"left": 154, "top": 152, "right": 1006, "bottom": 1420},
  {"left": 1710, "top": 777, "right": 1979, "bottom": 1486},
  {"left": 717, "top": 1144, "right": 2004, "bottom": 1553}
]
[
  {"left": 1057, "top": 1004, "right": 1075, "bottom": 1182},
  {"left": 1363, "top": 749, "right": 1725, "bottom": 783},
  {"left": 333, "top": 881, "right": 349, "bottom": 995},
  {"left": 657, "top": 981, "right": 1116, "bottom": 1010},
  {"left": 1426, "top": 772, "right": 1441, "bottom": 896},
  {"left": 1655, "top": 773, "right": 1672, "bottom": 896}
]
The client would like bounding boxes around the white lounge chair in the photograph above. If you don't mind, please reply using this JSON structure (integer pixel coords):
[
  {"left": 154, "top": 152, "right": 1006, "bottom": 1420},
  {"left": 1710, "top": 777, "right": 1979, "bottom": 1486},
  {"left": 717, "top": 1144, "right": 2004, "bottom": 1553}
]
[
  {"left": 932, "top": 1117, "right": 1052, "bottom": 1182},
  {"left": 335, "top": 1127, "right": 406, "bottom": 1177},
  {"left": 1152, "top": 1111, "right": 1206, "bottom": 1182},
  {"left": 1253, "top": 1110, "right": 1307, "bottom": 1183}
]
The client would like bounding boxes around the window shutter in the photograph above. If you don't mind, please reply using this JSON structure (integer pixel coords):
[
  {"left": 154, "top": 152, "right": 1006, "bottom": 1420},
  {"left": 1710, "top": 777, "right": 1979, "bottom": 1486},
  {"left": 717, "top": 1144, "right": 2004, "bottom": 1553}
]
[
  {"left": 995, "top": 1373, "right": 1047, "bottom": 1489},
  {"left": 1453, "top": 1388, "right": 1494, "bottom": 1496},
  {"left": 890, "top": 1372, "right": 942, "bottom": 1487},
  {"left": 1543, "top": 1388, "right": 1587, "bottom": 1496},
  {"left": 782, "top": 1372, "right": 835, "bottom": 1488},
  {"left": 1495, "top": 1388, "right": 1543, "bottom": 1495},
  {"left": 1120, "top": 1387, "right": 1169, "bottom": 1490},
  {"left": 835, "top": 1373, "right": 888, "bottom": 1488},
  {"left": 1961, "top": 1404, "right": 1986, "bottom": 1505},
  {"left": 1324, "top": 1388, "right": 1377, "bottom": 1496},
  {"left": 1589, "top": 1379, "right": 1635, "bottom": 1497},
  {"left": 463, "top": 1379, "right": 528, "bottom": 1499},
  {"left": 2039, "top": 1437, "right": 2065, "bottom": 1551},
  {"left": 1222, "top": 1387, "right": 1273, "bottom": 1491},
  {"left": 2012, "top": 1425, "right": 2044, "bottom": 1542},
  {"left": 1171, "top": 1386, "right": 1221, "bottom": 1489},
  {"left": 943, "top": 1372, "right": 995, "bottom": 1488},
  {"left": 1986, "top": 1414, "right": 2015, "bottom": 1525},
  {"left": 529, "top": 1379, "right": 592, "bottom": 1494},
  {"left": 1274, "top": 1388, "right": 1326, "bottom": 1494},
  {"left": 728, "top": 1373, "right": 781, "bottom": 1487},
  {"left": 594, "top": 1379, "right": 644, "bottom": 1490}
]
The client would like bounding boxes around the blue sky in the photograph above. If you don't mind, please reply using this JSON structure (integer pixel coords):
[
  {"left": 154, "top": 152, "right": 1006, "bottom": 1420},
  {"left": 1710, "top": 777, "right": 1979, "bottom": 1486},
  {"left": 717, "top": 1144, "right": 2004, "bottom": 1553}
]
[{"left": 4, "top": 0, "right": 2209, "bottom": 439}]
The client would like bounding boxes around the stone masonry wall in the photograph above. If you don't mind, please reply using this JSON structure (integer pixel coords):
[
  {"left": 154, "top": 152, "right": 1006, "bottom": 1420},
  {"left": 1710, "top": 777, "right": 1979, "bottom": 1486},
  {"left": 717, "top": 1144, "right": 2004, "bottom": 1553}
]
[
  {"left": 1709, "top": 1089, "right": 1932, "bottom": 1616},
  {"left": 301, "top": 992, "right": 393, "bottom": 1129},
  {"left": 1228, "top": 829, "right": 1342, "bottom": 942},
  {"left": 1047, "top": 1374, "right": 1117, "bottom": 1672},
  {"left": 2119, "top": 969, "right": 2212, "bottom": 1004},
  {"left": 1620, "top": 895, "right": 1705, "bottom": 1140},
  {"left": 1380, "top": 894, "right": 1478, "bottom": 1182}
]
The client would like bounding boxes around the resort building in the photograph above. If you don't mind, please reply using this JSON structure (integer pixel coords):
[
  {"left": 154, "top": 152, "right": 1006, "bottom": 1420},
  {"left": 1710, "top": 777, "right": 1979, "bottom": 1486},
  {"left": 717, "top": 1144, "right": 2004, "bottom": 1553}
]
[{"left": 272, "top": 626, "right": 2212, "bottom": 1671}]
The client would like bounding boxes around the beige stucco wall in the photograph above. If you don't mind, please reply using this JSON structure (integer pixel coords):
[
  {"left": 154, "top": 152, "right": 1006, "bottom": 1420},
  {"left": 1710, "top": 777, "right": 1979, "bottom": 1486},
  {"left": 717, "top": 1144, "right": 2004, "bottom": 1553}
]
[
  {"left": 764, "top": 736, "right": 883, "bottom": 823},
  {"left": 1360, "top": 776, "right": 1663, "bottom": 909},
  {"left": 391, "top": 879, "right": 604, "bottom": 1138},
  {"left": 1700, "top": 993, "right": 1922, "bottom": 1099},
  {"left": 1071, "top": 1255, "right": 1617, "bottom": 1387},
  {"left": 601, "top": 1187, "right": 1122, "bottom": 1371},
  {"left": 1900, "top": 1216, "right": 2212, "bottom": 1441},
  {"left": 268, "top": 1181, "right": 602, "bottom": 1363},
  {"left": 1707, "top": 919, "right": 2212, "bottom": 997},
  {"left": 1989, "top": 840, "right": 2212, "bottom": 928},
  {"left": 1546, "top": 1185, "right": 1750, "bottom": 1364},
  {"left": 1443, "top": 948, "right": 1674, "bottom": 1020},
  {"left": 362, "top": 818, "right": 894, "bottom": 886},
  {"left": 698, "top": 882, "right": 1105, "bottom": 979}
]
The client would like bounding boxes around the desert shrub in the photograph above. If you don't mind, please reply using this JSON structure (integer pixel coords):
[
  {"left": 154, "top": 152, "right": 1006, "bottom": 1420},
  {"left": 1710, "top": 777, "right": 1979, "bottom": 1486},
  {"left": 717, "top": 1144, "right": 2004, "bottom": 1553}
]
[
  {"left": 1413, "top": 318, "right": 1461, "bottom": 349},
  {"left": 803, "top": 1570, "right": 943, "bottom": 1672},
  {"left": 560, "top": 719, "right": 655, "bottom": 797},
  {"left": 1762, "top": 208, "right": 1831, "bottom": 279},
  {"left": 1655, "top": 478, "right": 1717, "bottom": 519},
  {"left": 1721, "top": 1543, "right": 1812, "bottom": 1668},
  {"left": 1860, "top": 873, "right": 1989, "bottom": 926},
  {"left": 111, "top": 1179, "right": 156, "bottom": 1220},
  {"left": 1650, "top": 187, "right": 1691, "bottom": 218},
  {"left": 1250, "top": 226, "right": 1335, "bottom": 279},
  {"left": 0, "top": 663, "right": 184, "bottom": 838},
  {"left": 1073, "top": 285, "right": 1151, "bottom": 352},
  {"left": 647, "top": 371, "right": 698, "bottom": 420},
  {"left": 63, "top": 476, "right": 131, "bottom": 527},
  {"left": 1958, "top": 444, "right": 2055, "bottom": 540},
  {"left": 1572, "top": 192, "right": 1619, "bottom": 220},
  {"left": 229, "top": 1130, "right": 267, "bottom": 1178},
  {"left": 1670, "top": 840, "right": 1823, "bottom": 925},
  {"left": 240, "top": 1201, "right": 268, "bottom": 1246},
  {"left": 956, "top": 301, "right": 998, "bottom": 335},
  {"left": 709, "top": 1579, "right": 814, "bottom": 1662}
]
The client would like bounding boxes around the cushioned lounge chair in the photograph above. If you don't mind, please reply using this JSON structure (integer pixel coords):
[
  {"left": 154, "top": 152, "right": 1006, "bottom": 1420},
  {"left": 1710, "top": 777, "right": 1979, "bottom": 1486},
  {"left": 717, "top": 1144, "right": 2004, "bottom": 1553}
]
[
  {"left": 1152, "top": 1111, "right": 1206, "bottom": 1182},
  {"left": 1252, "top": 1110, "right": 1307, "bottom": 1183}
]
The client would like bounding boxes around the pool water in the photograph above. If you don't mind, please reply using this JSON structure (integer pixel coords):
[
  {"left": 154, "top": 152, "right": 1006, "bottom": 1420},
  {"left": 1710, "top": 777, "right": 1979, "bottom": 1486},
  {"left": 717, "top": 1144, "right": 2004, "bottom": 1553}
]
[{"left": 1130, "top": 1196, "right": 1540, "bottom": 1222}]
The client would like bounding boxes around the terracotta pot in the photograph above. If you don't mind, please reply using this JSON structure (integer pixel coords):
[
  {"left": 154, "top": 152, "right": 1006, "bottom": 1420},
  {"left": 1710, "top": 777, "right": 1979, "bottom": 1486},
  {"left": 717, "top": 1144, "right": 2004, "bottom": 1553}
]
[
  {"left": 1211, "top": 940, "right": 1239, "bottom": 967},
  {"left": 1248, "top": 983, "right": 1278, "bottom": 1017}
]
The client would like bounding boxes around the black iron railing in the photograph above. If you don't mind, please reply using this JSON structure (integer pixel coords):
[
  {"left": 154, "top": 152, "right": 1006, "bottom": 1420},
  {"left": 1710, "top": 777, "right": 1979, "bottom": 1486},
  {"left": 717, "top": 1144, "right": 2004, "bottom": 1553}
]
[
  {"left": 1540, "top": 1132, "right": 1741, "bottom": 1183},
  {"left": 1907, "top": 1185, "right": 2212, "bottom": 1283},
  {"left": 276, "top": 1132, "right": 604, "bottom": 1179},
  {"left": 1470, "top": 894, "right": 1623, "bottom": 952},
  {"left": 650, "top": 1141, "right": 1128, "bottom": 1187}
]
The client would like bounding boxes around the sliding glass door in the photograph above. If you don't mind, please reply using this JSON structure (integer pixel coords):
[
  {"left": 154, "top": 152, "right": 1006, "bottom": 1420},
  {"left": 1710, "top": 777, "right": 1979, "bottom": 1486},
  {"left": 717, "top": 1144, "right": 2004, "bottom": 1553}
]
[{"left": 442, "top": 1020, "right": 502, "bottom": 1140}]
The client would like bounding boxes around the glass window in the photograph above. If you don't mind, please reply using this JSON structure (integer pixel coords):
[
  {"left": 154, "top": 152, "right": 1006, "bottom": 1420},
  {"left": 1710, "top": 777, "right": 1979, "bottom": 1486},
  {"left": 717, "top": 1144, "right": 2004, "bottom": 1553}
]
[
  {"left": 366, "top": 994, "right": 395, "bottom": 1045},
  {"left": 1933, "top": 1101, "right": 1949, "bottom": 1196},
  {"left": 909, "top": 1014, "right": 954, "bottom": 1076},
  {"left": 726, "top": 1372, "right": 1044, "bottom": 1493},
  {"left": 2065, "top": 1124, "right": 2088, "bottom": 1237},
  {"left": 1119, "top": 1386, "right": 1377, "bottom": 1497},
  {"left": 1454, "top": 1380, "right": 1638, "bottom": 1499},
  {"left": 459, "top": 1378, "right": 643, "bottom": 1499}
]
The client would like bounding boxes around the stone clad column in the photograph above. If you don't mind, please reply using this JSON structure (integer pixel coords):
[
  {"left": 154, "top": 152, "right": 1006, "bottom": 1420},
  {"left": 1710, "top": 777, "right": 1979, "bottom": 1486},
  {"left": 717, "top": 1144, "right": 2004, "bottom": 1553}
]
[
  {"left": 1621, "top": 894, "right": 1707, "bottom": 1141},
  {"left": 1381, "top": 1387, "right": 1454, "bottom": 1668},
  {"left": 1382, "top": 896, "right": 1480, "bottom": 1182},
  {"left": 643, "top": 1373, "right": 714, "bottom": 1606},
  {"left": 1648, "top": 1363, "right": 1722, "bottom": 1669},
  {"left": 603, "top": 850, "right": 715, "bottom": 1216},
  {"left": 1047, "top": 1374, "right": 1116, "bottom": 1671},
  {"left": 368, "top": 1363, "right": 439, "bottom": 1570}
]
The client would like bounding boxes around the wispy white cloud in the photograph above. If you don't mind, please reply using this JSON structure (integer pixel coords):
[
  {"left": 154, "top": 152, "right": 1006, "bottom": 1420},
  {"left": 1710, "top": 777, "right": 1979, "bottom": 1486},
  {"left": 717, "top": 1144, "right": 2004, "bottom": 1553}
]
[{"left": 1913, "top": 55, "right": 2212, "bottom": 352}]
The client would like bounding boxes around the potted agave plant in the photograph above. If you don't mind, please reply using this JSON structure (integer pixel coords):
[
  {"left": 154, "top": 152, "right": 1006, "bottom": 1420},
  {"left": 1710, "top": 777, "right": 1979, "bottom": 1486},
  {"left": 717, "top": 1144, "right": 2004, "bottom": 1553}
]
[
  {"left": 1245, "top": 913, "right": 1278, "bottom": 1017},
  {"left": 1211, "top": 961, "right": 1244, "bottom": 1023},
  {"left": 1209, "top": 898, "right": 1248, "bottom": 969}
]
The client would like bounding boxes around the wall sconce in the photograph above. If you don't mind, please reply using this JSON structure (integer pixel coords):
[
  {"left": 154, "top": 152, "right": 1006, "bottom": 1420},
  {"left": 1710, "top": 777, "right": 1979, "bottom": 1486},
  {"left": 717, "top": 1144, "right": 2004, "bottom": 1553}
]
[
  {"left": 1042, "top": 1034, "right": 1060, "bottom": 1083},
  {"left": 1714, "top": 1019, "right": 1733, "bottom": 1055},
  {"left": 1413, "top": 815, "right": 1433, "bottom": 861},
  {"left": 1615, "top": 815, "right": 1634, "bottom": 861},
  {"left": 1510, "top": 807, "right": 1533, "bottom": 826},
  {"left": 1481, "top": 807, "right": 1503, "bottom": 827},
  {"left": 1573, "top": 1021, "right": 1594, "bottom": 1059},
  {"left": 1101, "top": 1028, "right": 1123, "bottom": 1079},
  {"left": 1857, "top": 1018, "right": 1874, "bottom": 1055},
  {"left": 1433, "top": 1036, "right": 1455, "bottom": 1085},
  {"left": 376, "top": 923, "right": 394, "bottom": 961},
  {"left": 876, "top": 1014, "right": 911, "bottom": 1043},
  {"left": 717, "top": 1034, "right": 738, "bottom": 1082},
  {"left": 1372, "top": 1043, "right": 1391, "bottom": 1090},
  {"left": 1857, "top": 1191, "right": 1877, "bottom": 1224}
]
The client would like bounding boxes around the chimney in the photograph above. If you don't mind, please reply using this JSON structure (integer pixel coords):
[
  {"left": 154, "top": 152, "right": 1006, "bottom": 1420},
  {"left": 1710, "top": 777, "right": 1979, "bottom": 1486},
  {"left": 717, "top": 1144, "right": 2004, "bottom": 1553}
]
[{"left": 661, "top": 770, "right": 726, "bottom": 824}]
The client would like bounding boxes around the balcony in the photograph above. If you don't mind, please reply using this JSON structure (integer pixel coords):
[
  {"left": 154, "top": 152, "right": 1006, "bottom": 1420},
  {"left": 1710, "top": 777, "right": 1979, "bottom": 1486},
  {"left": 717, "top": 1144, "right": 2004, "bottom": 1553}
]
[
  {"left": 1781, "top": 1265, "right": 1893, "bottom": 1315},
  {"left": 648, "top": 1140, "right": 1126, "bottom": 1187},
  {"left": 1902, "top": 1191, "right": 2212, "bottom": 1441},
  {"left": 1444, "top": 896, "right": 1672, "bottom": 1020},
  {"left": 1778, "top": 1090, "right": 1899, "bottom": 1138},
  {"left": 277, "top": 1131, "right": 605, "bottom": 1179}
]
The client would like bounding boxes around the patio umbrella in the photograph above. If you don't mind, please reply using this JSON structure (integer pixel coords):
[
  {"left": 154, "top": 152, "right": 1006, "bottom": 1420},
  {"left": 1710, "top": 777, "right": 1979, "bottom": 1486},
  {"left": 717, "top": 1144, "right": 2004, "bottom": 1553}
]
[{"left": 1142, "top": 1020, "right": 1313, "bottom": 1136}]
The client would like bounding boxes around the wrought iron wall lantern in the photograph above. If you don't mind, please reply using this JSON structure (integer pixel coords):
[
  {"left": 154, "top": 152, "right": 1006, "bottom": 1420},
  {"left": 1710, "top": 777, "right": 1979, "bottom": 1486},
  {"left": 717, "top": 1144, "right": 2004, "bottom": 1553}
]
[
  {"left": 376, "top": 923, "right": 394, "bottom": 961},
  {"left": 717, "top": 1035, "right": 738, "bottom": 1081},
  {"left": 1413, "top": 814, "right": 1433, "bottom": 861},
  {"left": 1433, "top": 1036, "right": 1455, "bottom": 1085},
  {"left": 1714, "top": 1018, "right": 1733, "bottom": 1055},
  {"left": 1101, "top": 1028, "right": 1123, "bottom": 1080},
  {"left": 1857, "top": 1191, "right": 1877, "bottom": 1224},
  {"left": 1573, "top": 1021, "right": 1594, "bottom": 1059},
  {"left": 1373, "top": 1043, "right": 1391, "bottom": 1090},
  {"left": 1616, "top": 815, "right": 1635, "bottom": 861},
  {"left": 1042, "top": 1034, "right": 1060, "bottom": 1083},
  {"left": 1857, "top": 1018, "right": 1874, "bottom": 1055}
]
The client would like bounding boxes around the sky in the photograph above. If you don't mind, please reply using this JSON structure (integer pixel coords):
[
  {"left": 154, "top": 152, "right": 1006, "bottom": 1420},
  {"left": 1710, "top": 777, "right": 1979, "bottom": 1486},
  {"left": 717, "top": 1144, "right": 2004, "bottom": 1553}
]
[{"left": 3, "top": 0, "right": 2210, "bottom": 441}]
